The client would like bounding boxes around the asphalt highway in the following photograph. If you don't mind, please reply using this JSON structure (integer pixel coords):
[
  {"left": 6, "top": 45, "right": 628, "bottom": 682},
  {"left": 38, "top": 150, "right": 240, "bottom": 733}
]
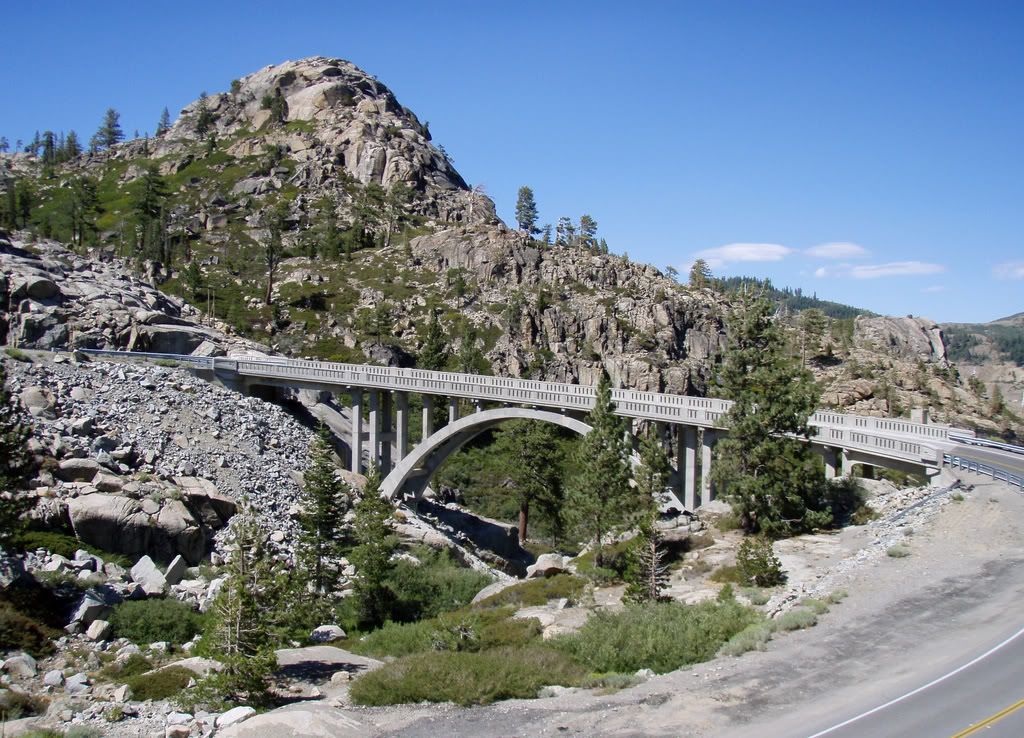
[{"left": 952, "top": 444, "right": 1024, "bottom": 478}]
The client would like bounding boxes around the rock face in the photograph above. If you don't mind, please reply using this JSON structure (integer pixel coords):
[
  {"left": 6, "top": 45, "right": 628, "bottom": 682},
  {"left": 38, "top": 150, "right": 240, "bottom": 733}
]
[
  {"left": 154, "top": 56, "right": 496, "bottom": 227},
  {"left": 854, "top": 316, "right": 947, "bottom": 364}
]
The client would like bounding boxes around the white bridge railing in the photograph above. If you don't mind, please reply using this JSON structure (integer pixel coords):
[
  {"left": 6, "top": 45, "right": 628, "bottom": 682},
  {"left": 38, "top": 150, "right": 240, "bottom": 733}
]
[{"left": 81, "top": 349, "right": 968, "bottom": 467}]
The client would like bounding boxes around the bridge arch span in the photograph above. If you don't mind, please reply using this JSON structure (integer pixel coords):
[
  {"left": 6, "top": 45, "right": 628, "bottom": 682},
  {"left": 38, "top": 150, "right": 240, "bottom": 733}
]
[{"left": 381, "top": 407, "right": 592, "bottom": 500}]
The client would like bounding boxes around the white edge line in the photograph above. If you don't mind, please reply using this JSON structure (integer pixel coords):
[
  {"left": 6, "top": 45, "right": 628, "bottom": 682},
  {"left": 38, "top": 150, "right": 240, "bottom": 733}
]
[{"left": 805, "top": 624, "right": 1024, "bottom": 738}]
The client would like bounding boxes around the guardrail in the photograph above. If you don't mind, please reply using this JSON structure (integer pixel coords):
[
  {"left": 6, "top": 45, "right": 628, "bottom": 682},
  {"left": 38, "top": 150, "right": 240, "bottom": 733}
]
[
  {"left": 79, "top": 348, "right": 215, "bottom": 368},
  {"left": 949, "top": 432, "right": 1024, "bottom": 457},
  {"left": 944, "top": 454, "right": 1024, "bottom": 490}
]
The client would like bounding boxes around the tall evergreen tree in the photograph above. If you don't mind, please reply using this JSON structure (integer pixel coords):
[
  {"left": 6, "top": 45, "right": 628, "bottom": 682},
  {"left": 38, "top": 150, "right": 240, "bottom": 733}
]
[
  {"left": 689, "top": 258, "right": 712, "bottom": 288},
  {"left": 262, "top": 200, "right": 288, "bottom": 305},
  {"left": 156, "top": 107, "right": 172, "bottom": 136},
  {"left": 0, "top": 362, "right": 34, "bottom": 545},
  {"left": 349, "top": 466, "right": 398, "bottom": 628},
  {"left": 711, "top": 292, "right": 830, "bottom": 537},
  {"left": 94, "top": 108, "right": 124, "bottom": 150},
  {"left": 296, "top": 425, "right": 349, "bottom": 596},
  {"left": 515, "top": 186, "right": 539, "bottom": 235},
  {"left": 0, "top": 137, "right": 8, "bottom": 153},
  {"left": 565, "top": 373, "right": 631, "bottom": 567},
  {"left": 578, "top": 214, "right": 598, "bottom": 247},
  {"left": 494, "top": 420, "right": 565, "bottom": 543},
  {"left": 555, "top": 216, "right": 575, "bottom": 246},
  {"left": 194, "top": 92, "right": 215, "bottom": 139},
  {"left": 798, "top": 308, "right": 828, "bottom": 366},
  {"left": 63, "top": 130, "right": 82, "bottom": 159},
  {"left": 417, "top": 311, "right": 449, "bottom": 371},
  {"left": 624, "top": 426, "right": 672, "bottom": 603},
  {"left": 131, "top": 164, "right": 169, "bottom": 260},
  {"left": 198, "top": 510, "right": 278, "bottom": 706}
]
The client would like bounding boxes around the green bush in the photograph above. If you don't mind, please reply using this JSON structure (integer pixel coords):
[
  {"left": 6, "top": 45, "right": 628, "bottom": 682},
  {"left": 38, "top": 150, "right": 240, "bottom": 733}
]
[
  {"left": 718, "top": 621, "right": 775, "bottom": 657},
  {"left": 14, "top": 530, "right": 132, "bottom": 567},
  {"left": 349, "top": 606, "right": 539, "bottom": 659},
  {"left": 709, "top": 564, "right": 745, "bottom": 585},
  {"left": 386, "top": 549, "right": 492, "bottom": 622},
  {"left": 742, "top": 588, "right": 771, "bottom": 606},
  {"left": 573, "top": 540, "right": 631, "bottom": 582},
  {"left": 826, "top": 589, "right": 848, "bottom": 604},
  {"left": 349, "top": 646, "right": 587, "bottom": 706},
  {"left": 0, "top": 687, "right": 48, "bottom": 720},
  {"left": 555, "top": 600, "right": 761, "bottom": 674},
  {"left": 109, "top": 599, "right": 205, "bottom": 645},
  {"left": 886, "top": 544, "right": 911, "bottom": 558},
  {"left": 775, "top": 609, "right": 818, "bottom": 632},
  {"left": 98, "top": 653, "right": 153, "bottom": 682},
  {"left": 0, "top": 601, "right": 57, "bottom": 658},
  {"left": 736, "top": 537, "right": 785, "bottom": 587},
  {"left": 799, "top": 598, "right": 830, "bottom": 615},
  {"left": 475, "top": 574, "right": 587, "bottom": 609},
  {"left": 124, "top": 666, "right": 194, "bottom": 701}
]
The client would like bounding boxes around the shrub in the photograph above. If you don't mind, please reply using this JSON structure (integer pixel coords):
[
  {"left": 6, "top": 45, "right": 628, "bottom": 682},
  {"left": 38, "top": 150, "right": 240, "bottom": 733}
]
[
  {"left": 3, "top": 348, "right": 31, "bottom": 362},
  {"left": 98, "top": 653, "right": 152, "bottom": 682},
  {"left": 124, "top": 666, "right": 193, "bottom": 701},
  {"left": 0, "top": 688, "right": 47, "bottom": 720},
  {"left": 742, "top": 588, "right": 770, "bottom": 606},
  {"left": 555, "top": 600, "right": 761, "bottom": 674},
  {"left": 14, "top": 530, "right": 132, "bottom": 567},
  {"left": 775, "top": 609, "right": 818, "bottom": 632},
  {"left": 826, "top": 589, "right": 848, "bottom": 604},
  {"left": 386, "top": 549, "right": 492, "bottom": 622},
  {"left": 475, "top": 574, "right": 587, "bottom": 609},
  {"left": 822, "top": 478, "right": 874, "bottom": 527},
  {"left": 581, "top": 672, "right": 643, "bottom": 693},
  {"left": 109, "top": 599, "right": 205, "bottom": 645},
  {"left": 573, "top": 540, "right": 632, "bottom": 582},
  {"left": 799, "top": 597, "right": 830, "bottom": 615},
  {"left": 718, "top": 621, "right": 775, "bottom": 656},
  {"left": 349, "top": 646, "right": 587, "bottom": 706},
  {"left": 886, "top": 545, "right": 911, "bottom": 558},
  {"left": 0, "top": 600, "right": 57, "bottom": 658},
  {"left": 736, "top": 537, "right": 785, "bottom": 587},
  {"left": 709, "top": 565, "right": 745, "bottom": 585}
]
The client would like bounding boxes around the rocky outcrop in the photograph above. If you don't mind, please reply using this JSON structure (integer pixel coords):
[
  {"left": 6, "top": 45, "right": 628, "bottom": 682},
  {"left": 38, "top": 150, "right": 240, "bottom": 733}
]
[
  {"left": 854, "top": 316, "right": 947, "bottom": 364},
  {"left": 1, "top": 236, "right": 267, "bottom": 357}
]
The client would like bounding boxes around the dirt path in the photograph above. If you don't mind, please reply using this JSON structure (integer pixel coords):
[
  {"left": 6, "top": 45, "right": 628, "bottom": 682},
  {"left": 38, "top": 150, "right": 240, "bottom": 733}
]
[{"left": 341, "top": 474, "right": 1024, "bottom": 737}]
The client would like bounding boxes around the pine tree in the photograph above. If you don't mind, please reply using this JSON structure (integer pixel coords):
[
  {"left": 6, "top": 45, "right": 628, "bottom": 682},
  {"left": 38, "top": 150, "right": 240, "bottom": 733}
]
[
  {"left": 64, "top": 130, "right": 81, "bottom": 159},
  {"left": 131, "top": 164, "right": 169, "bottom": 260},
  {"left": 798, "top": 308, "right": 827, "bottom": 366},
  {"left": 515, "top": 186, "right": 539, "bottom": 235},
  {"left": 541, "top": 224, "right": 552, "bottom": 245},
  {"left": 0, "top": 137, "right": 8, "bottom": 153},
  {"left": 94, "top": 108, "right": 124, "bottom": 150},
  {"left": 156, "top": 107, "right": 172, "bottom": 136},
  {"left": 296, "top": 425, "right": 349, "bottom": 596},
  {"left": 0, "top": 362, "right": 34, "bottom": 545},
  {"left": 689, "top": 258, "right": 712, "bottom": 288},
  {"left": 195, "top": 510, "right": 279, "bottom": 706},
  {"left": 349, "top": 465, "right": 398, "bottom": 628},
  {"left": 381, "top": 182, "right": 412, "bottom": 249},
  {"left": 262, "top": 200, "right": 288, "bottom": 305},
  {"left": 418, "top": 311, "right": 449, "bottom": 371},
  {"left": 565, "top": 373, "right": 631, "bottom": 567},
  {"left": 195, "top": 92, "right": 215, "bottom": 139},
  {"left": 555, "top": 217, "right": 575, "bottom": 246},
  {"left": 494, "top": 420, "right": 565, "bottom": 543},
  {"left": 578, "top": 214, "right": 598, "bottom": 247},
  {"left": 711, "top": 292, "right": 830, "bottom": 537},
  {"left": 624, "top": 426, "right": 671, "bottom": 603}
]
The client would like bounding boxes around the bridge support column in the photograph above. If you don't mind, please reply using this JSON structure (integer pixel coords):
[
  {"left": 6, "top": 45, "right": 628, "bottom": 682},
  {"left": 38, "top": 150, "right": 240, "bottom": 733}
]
[
  {"left": 422, "top": 395, "right": 434, "bottom": 438},
  {"left": 678, "top": 425, "right": 697, "bottom": 511},
  {"left": 840, "top": 450, "right": 855, "bottom": 478},
  {"left": 448, "top": 398, "right": 460, "bottom": 423},
  {"left": 368, "top": 391, "right": 381, "bottom": 472},
  {"left": 350, "top": 389, "right": 363, "bottom": 475},
  {"left": 395, "top": 392, "right": 409, "bottom": 461},
  {"left": 822, "top": 447, "right": 838, "bottom": 480},
  {"left": 380, "top": 392, "right": 393, "bottom": 475},
  {"left": 473, "top": 400, "right": 484, "bottom": 413},
  {"left": 701, "top": 429, "right": 715, "bottom": 504}
]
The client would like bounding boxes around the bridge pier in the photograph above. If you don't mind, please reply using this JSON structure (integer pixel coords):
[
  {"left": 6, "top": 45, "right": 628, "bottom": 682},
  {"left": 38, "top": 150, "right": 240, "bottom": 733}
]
[
  {"left": 350, "top": 389, "right": 364, "bottom": 474},
  {"left": 822, "top": 447, "right": 839, "bottom": 480},
  {"left": 380, "top": 392, "right": 393, "bottom": 474},
  {"left": 448, "top": 397, "right": 459, "bottom": 423},
  {"left": 368, "top": 391, "right": 381, "bottom": 473},
  {"left": 395, "top": 392, "right": 409, "bottom": 461},
  {"left": 677, "top": 425, "right": 698, "bottom": 510},
  {"left": 422, "top": 395, "right": 434, "bottom": 438},
  {"left": 701, "top": 429, "right": 715, "bottom": 503}
]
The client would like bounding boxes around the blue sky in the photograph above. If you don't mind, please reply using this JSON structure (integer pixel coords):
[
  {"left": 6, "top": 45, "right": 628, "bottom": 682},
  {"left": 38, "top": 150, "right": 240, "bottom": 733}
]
[{"left": 2, "top": 1, "right": 1021, "bottom": 323}]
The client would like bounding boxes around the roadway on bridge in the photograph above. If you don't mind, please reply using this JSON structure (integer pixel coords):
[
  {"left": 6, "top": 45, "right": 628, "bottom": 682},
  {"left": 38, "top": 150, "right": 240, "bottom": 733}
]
[{"left": 952, "top": 444, "right": 1024, "bottom": 477}]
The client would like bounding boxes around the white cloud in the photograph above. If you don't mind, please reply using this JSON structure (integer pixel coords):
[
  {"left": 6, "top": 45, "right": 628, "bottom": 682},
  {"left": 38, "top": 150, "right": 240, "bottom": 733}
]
[
  {"left": 849, "top": 261, "right": 945, "bottom": 279},
  {"left": 693, "top": 243, "right": 793, "bottom": 269},
  {"left": 814, "top": 261, "right": 946, "bottom": 279},
  {"left": 993, "top": 261, "right": 1024, "bottom": 280},
  {"left": 805, "top": 242, "right": 869, "bottom": 259}
]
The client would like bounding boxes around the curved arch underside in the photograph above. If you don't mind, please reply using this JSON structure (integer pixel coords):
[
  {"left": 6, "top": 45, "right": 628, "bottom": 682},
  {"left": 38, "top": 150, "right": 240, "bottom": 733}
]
[{"left": 381, "top": 407, "right": 593, "bottom": 499}]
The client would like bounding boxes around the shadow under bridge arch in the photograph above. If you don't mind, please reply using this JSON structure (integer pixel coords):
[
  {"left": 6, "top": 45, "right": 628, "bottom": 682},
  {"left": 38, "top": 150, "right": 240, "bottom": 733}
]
[{"left": 381, "top": 407, "right": 593, "bottom": 500}]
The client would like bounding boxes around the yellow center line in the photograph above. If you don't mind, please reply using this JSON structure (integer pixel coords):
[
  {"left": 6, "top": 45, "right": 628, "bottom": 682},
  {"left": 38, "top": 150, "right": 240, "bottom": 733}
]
[{"left": 951, "top": 697, "right": 1024, "bottom": 738}]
